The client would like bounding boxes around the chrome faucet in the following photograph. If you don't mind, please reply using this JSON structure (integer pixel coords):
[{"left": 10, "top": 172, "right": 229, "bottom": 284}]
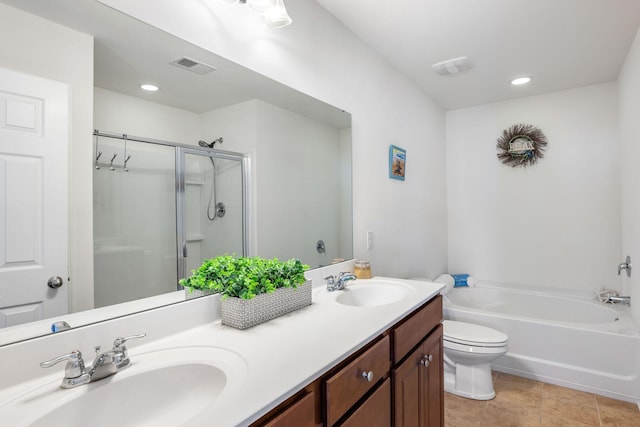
[
  {"left": 605, "top": 295, "right": 631, "bottom": 305},
  {"left": 40, "top": 333, "right": 146, "bottom": 388},
  {"left": 325, "top": 272, "right": 357, "bottom": 291}
]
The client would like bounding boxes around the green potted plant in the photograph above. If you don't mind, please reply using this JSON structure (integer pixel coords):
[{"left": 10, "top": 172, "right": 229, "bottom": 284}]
[{"left": 180, "top": 255, "right": 311, "bottom": 329}]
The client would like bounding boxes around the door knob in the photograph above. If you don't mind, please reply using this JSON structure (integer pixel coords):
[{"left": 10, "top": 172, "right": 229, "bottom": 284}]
[{"left": 48, "top": 276, "right": 64, "bottom": 289}]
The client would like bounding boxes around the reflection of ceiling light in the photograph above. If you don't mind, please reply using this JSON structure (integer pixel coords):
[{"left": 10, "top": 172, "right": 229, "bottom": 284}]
[
  {"left": 140, "top": 84, "right": 159, "bottom": 92},
  {"left": 264, "top": 0, "right": 292, "bottom": 29},
  {"left": 219, "top": 0, "right": 292, "bottom": 28},
  {"left": 246, "top": 0, "right": 276, "bottom": 14},
  {"left": 510, "top": 77, "right": 532, "bottom": 86}
]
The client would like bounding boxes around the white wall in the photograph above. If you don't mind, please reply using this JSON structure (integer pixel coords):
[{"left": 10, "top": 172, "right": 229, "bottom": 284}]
[
  {"left": 98, "top": 0, "right": 449, "bottom": 280},
  {"left": 0, "top": 3, "right": 95, "bottom": 312},
  {"left": 255, "top": 100, "right": 344, "bottom": 267},
  {"left": 619, "top": 26, "right": 640, "bottom": 320},
  {"left": 447, "top": 83, "right": 620, "bottom": 291},
  {"left": 94, "top": 87, "right": 201, "bottom": 143}
]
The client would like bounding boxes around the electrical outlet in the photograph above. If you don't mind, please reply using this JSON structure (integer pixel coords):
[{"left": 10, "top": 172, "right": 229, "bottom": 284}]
[{"left": 366, "top": 230, "right": 374, "bottom": 250}]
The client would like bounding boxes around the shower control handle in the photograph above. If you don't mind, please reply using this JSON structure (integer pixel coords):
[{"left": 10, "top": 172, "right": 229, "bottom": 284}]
[{"left": 618, "top": 255, "right": 631, "bottom": 277}]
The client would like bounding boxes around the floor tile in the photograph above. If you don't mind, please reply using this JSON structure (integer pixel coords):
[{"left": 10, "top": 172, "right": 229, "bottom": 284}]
[
  {"left": 479, "top": 405, "right": 540, "bottom": 427},
  {"left": 539, "top": 413, "right": 598, "bottom": 427},
  {"left": 596, "top": 395, "right": 640, "bottom": 427},
  {"left": 540, "top": 394, "right": 600, "bottom": 426},
  {"left": 491, "top": 373, "right": 543, "bottom": 412},
  {"left": 444, "top": 372, "right": 640, "bottom": 427}
]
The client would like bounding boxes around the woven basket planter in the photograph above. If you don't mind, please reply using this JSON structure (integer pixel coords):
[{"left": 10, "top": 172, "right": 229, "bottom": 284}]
[{"left": 221, "top": 280, "right": 312, "bottom": 329}]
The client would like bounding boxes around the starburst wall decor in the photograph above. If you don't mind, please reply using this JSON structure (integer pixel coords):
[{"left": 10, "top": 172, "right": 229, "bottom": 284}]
[{"left": 496, "top": 123, "right": 548, "bottom": 167}]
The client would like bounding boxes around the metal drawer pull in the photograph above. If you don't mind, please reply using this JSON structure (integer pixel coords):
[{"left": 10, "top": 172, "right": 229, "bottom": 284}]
[
  {"left": 420, "top": 354, "right": 433, "bottom": 366},
  {"left": 361, "top": 370, "right": 374, "bottom": 382}
]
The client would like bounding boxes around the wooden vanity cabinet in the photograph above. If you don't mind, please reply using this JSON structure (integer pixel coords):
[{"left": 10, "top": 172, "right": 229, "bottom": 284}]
[
  {"left": 250, "top": 295, "right": 443, "bottom": 427},
  {"left": 392, "top": 296, "right": 444, "bottom": 427}
]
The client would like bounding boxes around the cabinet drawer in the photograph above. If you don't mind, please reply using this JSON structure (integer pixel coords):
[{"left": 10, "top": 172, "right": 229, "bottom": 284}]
[
  {"left": 392, "top": 295, "right": 442, "bottom": 363},
  {"left": 263, "top": 391, "right": 315, "bottom": 427},
  {"left": 340, "top": 378, "right": 391, "bottom": 427},
  {"left": 325, "top": 335, "right": 390, "bottom": 426}
]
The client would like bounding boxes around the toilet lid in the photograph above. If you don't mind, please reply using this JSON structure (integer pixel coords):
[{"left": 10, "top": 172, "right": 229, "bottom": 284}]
[{"left": 443, "top": 320, "right": 508, "bottom": 347}]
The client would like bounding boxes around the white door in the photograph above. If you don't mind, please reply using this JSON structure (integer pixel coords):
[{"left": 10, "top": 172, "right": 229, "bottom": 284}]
[{"left": 0, "top": 67, "right": 69, "bottom": 327}]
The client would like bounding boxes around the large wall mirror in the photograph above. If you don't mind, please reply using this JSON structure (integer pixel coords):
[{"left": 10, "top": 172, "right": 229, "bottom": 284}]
[{"left": 0, "top": 0, "right": 352, "bottom": 346}]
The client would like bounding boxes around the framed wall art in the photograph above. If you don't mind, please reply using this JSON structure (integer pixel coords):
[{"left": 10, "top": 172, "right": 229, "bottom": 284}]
[{"left": 389, "top": 145, "right": 406, "bottom": 181}]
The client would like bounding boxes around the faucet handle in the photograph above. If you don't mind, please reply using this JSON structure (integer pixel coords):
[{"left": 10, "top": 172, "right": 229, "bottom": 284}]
[
  {"left": 112, "top": 332, "right": 147, "bottom": 351},
  {"left": 110, "top": 333, "right": 146, "bottom": 370},
  {"left": 41, "top": 349, "right": 85, "bottom": 371},
  {"left": 40, "top": 350, "right": 91, "bottom": 387}
]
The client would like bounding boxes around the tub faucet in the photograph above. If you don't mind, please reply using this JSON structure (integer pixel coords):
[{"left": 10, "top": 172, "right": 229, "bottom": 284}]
[
  {"left": 605, "top": 295, "right": 631, "bottom": 305},
  {"left": 40, "top": 333, "right": 146, "bottom": 388},
  {"left": 325, "top": 272, "right": 357, "bottom": 291}
]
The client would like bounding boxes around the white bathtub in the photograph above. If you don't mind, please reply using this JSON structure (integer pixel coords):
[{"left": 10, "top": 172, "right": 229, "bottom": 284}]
[{"left": 443, "top": 282, "right": 640, "bottom": 403}]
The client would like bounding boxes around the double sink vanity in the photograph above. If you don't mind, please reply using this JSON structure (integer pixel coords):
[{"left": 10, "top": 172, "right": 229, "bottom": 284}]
[{"left": 0, "top": 267, "right": 444, "bottom": 426}]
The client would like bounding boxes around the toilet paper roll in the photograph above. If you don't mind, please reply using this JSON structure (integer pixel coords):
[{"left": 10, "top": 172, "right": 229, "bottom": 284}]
[{"left": 434, "top": 274, "right": 455, "bottom": 295}]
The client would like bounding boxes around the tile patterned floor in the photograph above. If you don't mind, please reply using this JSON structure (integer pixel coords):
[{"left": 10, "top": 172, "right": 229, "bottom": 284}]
[{"left": 444, "top": 372, "right": 640, "bottom": 427}]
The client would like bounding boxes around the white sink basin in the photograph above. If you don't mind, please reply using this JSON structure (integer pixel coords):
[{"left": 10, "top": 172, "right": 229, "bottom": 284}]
[
  {"left": 316, "top": 279, "right": 414, "bottom": 307},
  {"left": 0, "top": 346, "right": 247, "bottom": 427}
]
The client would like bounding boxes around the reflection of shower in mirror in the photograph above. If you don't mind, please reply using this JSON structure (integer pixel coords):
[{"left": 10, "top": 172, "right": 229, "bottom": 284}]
[{"left": 198, "top": 138, "right": 225, "bottom": 221}]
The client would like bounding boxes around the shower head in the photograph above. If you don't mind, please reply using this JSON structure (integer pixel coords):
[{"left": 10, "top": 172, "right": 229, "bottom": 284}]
[{"left": 198, "top": 137, "right": 223, "bottom": 149}]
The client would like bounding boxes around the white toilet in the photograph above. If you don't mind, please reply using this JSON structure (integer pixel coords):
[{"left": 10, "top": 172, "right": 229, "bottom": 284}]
[{"left": 443, "top": 319, "right": 508, "bottom": 400}]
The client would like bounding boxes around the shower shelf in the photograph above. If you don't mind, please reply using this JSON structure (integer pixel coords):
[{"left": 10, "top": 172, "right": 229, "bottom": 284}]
[{"left": 186, "top": 234, "right": 205, "bottom": 242}]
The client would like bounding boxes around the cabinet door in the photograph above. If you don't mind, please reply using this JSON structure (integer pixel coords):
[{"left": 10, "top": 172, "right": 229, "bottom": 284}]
[
  {"left": 393, "top": 345, "right": 423, "bottom": 427},
  {"left": 340, "top": 378, "right": 391, "bottom": 427},
  {"left": 394, "top": 324, "right": 443, "bottom": 427},
  {"left": 422, "top": 324, "right": 443, "bottom": 427}
]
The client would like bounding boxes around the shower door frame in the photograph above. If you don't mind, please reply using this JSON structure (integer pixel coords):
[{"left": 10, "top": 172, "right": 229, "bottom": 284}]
[
  {"left": 94, "top": 130, "right": 251, "bottom": 287},
  {"left": 177, "top": 147, "right": 251, "bottom": 280}
]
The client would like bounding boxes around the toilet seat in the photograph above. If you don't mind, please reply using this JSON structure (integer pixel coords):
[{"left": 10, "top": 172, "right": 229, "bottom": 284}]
[{"left": 443, "top": 320, "right": 508, "bottom": 348}]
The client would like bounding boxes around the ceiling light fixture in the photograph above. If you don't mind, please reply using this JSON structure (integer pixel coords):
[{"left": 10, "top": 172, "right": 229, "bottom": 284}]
[
  {"left": 140, "top": 84, "right": 159, "bottom": 92},
  {"left": 219, "top": 0, "right": 292, "bottom": 28},
  {"left": 510, "top": 77, "right": 532, "bottom": 86}
]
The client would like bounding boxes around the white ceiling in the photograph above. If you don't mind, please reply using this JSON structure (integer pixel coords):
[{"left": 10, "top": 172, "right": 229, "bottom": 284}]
[
  {"left": 0, "top": 0, "right": 350, "bottom": 127},
  {"left": 4, "top": 0, "right": 640, "bottom": 113},
  {"left": 314, "top": 0, "right": 640, "bottom": 110}
]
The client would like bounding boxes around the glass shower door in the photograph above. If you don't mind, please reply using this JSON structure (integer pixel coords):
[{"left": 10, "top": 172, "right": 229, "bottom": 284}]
[
  {"left": 93, "top": 138, "right": 177, "bottom": 308},
  {"left": 180, "top": 149, "right": 247, "bottom": 280}
]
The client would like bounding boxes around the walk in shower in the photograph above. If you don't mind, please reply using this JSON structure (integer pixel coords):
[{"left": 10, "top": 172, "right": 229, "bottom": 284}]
[{"left": 93, "top": 130, "right": 249, "bottom": 308}]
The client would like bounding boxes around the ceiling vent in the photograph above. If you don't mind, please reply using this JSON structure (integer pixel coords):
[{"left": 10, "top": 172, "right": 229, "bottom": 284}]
[
  {"left": 170, "top": 57, "right": 216, "bottom": 75},
  {"left": 432, "top": 57, "right": 472, "bottom": 76}
]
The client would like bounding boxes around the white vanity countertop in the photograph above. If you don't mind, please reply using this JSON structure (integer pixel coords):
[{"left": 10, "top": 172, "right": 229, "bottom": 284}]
[
  {"left": 0, "top": 276, "right": 443, "bottom": 427},
  {"left": 141, "top": 277, "right": 444, "bottom": 427}
]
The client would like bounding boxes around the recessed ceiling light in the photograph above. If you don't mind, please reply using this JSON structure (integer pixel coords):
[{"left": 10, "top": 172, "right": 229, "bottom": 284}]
[
  {"left": 140, "top": 84, "right": 159, "bottom": 92},
  {"left": 510, "top": 77, "right": 532, "bottom": 86}
]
